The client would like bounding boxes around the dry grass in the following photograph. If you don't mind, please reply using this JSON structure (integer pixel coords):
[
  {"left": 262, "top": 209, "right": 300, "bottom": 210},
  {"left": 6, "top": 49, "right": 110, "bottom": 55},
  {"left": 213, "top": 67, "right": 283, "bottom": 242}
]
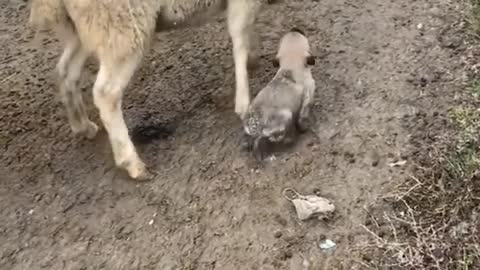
[
  {"left": 354, "top": 108, "right": 480, "bottom": 269},
  {"left": 352, "top": 2, "right": 480, "bottom": 269},
  {"left": 471, "top": 0, "right": 480, "bottom": 34}
]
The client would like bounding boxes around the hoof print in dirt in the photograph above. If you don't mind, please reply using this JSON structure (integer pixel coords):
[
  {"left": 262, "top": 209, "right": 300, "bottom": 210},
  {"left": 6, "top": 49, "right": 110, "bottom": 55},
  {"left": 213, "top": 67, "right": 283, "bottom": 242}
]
[{"left": 131, "top": 122, "right": 176, "bottom": 145}]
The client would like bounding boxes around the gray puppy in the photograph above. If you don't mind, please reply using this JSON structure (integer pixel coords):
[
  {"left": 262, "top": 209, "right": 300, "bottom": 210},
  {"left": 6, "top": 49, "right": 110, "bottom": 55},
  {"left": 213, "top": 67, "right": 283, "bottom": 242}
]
[{"left": 243, "top": 28, "right": 316, "bottom": 160}]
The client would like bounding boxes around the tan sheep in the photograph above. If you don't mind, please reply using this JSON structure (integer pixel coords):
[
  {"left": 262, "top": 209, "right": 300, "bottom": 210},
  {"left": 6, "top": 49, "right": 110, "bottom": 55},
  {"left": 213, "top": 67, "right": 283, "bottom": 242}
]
[{"left": 28, "top": 0, "right": 266, "bottom": 180}]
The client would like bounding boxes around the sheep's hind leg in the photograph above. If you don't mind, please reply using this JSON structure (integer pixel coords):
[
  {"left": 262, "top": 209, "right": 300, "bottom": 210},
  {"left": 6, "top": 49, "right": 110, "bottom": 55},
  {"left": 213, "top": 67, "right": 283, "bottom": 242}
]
[
  {"left": 57, "top": 32, "right": 98, "bottom": 139},
  {"left": 93, "top": 54, "right": 154, "bottom": 181}
]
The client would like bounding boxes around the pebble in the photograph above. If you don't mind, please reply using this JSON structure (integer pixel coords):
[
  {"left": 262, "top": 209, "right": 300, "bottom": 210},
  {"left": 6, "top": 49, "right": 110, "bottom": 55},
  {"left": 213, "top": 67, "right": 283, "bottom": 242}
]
[{"left": 319, "top": 239, "right": 336, "bottom": 250}]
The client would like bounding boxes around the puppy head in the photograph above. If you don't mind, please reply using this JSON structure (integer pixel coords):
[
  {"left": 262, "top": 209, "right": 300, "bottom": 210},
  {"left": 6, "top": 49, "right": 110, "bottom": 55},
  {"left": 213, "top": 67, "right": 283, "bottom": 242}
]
[
  {"left": 272, "top": 28, "right": 315, "bottom": 69},
  {"left": 261, "top": 109, "right": 292, "bottom": 142}
]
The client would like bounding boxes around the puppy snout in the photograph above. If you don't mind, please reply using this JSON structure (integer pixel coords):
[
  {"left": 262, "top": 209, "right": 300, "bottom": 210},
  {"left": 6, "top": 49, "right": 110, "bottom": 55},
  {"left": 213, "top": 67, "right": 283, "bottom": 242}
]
[{"left": 267, "top": 130, "right": 286, "bottom": 142}]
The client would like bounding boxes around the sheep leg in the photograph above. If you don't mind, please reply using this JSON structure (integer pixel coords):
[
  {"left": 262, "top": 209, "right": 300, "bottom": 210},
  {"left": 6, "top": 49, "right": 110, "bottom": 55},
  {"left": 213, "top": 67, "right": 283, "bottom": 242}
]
[
  {"left": 253, "top": 137, "right": 266, "bottom": 162},
  {"left": 241, "top": 132, "right": 255, "bottom": 152},
  {"left": 93, "top": 55, "right": 154, "bottom": 181},
  {"left": 57, "top": 32, "right": 98, "bottom": 139},
  {"left": 227, "top": 0, "right": 258, "bottom": 119}
]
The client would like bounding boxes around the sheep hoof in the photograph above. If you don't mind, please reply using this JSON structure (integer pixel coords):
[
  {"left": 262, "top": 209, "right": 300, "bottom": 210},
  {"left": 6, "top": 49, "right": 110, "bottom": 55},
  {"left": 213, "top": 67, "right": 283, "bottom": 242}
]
[
  {"left": 235, "top": 99, "right": 250, "bottom": 120},
  {"left": 241, "top": 133, "right": 255, "bottom": 152},
  {"left": 72, "top": 121, "right": 99, "bottom": 140},
  {"left": 84, "top": 121, "right": 99, "bottom": 140},
  {"left": 253, "top": 148, "right": 264, "bottom": 162},
  {"left": 253, "top": 137, "right": 267, "bottom": 162},
  {"left": 297, "top": 117, "right": 310, "bottom": 133},
  {"left": 126, "top": 162, "right": 156, "bottom": 181},
  {"left": 134, "top": 169, "right": 156, "bottom": 181}
]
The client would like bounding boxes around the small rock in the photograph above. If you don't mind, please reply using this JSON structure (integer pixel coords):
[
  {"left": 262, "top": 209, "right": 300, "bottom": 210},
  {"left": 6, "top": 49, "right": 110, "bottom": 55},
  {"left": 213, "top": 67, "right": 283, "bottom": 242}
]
[
  {"left": 416, "top": 23, "right": 424, "bottom": 30},
  {"left": 388, "top": 160, "right": 407, "bottom": 167},
  {"left": 343, "top": 151, "right": 355, "bottom": 163},
  {"left": 420, "top": 76, "right": 428, "bottom": 87},
  {"left": 231, "top": 157, "right": 245, "bottom": 171},
  {"left": 274, "top": 231, "right": 283, "bottom": 238},
  {"left": 277, "top": 249, "right": 293, "bottom": 260},
  {"left": 268, "top": 155, "right": 277, "bottom": 161},
  {"left": 274, "top": 214, "right": 288, "bottom": 227},
  {"left": 318, "top": 234, "right": 327, "bottom": 241},
  {"left": 319, "top": 239, "right": 336, "bottom": 250},
  {"left": 440, "top": 36, "right": 462, "bottom": 49},
  {"left": 429, "top": 7, "right": 442, "bottom": 17}
]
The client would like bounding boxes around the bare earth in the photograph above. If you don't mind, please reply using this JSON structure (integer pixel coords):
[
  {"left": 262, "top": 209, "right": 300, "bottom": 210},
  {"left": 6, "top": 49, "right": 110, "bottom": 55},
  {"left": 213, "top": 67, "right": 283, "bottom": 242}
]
[{"left": 0, "top": 0, "right": 468, "bottom": 269}]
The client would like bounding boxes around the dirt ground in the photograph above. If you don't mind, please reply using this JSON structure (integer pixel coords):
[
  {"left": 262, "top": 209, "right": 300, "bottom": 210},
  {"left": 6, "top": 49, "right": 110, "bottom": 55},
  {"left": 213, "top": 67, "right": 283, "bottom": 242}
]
[{"left": 0, "top": 0, "right": 471, "bottom": 269}]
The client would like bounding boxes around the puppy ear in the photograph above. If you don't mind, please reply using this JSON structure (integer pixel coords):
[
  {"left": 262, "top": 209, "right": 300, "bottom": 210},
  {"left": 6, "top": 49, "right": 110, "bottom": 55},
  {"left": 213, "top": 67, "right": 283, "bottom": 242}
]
[
  {"left": 306, "top": 55, "right": 315, "bottom": 66},
  {"left": 272, "top": 57, "right": 280, "bottom": 68}
]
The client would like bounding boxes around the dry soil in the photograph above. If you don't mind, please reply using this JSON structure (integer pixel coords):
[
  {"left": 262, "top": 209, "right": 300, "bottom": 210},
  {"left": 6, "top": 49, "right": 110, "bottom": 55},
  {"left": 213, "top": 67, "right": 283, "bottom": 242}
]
[{"left": 0, "top": 0, "right": 469, "bottom": 269}]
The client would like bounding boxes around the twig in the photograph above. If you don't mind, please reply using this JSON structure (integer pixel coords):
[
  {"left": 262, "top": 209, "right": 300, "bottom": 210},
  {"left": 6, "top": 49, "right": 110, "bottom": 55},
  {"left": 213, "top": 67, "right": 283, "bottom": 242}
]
[
  {"left": 360, "top": 224, "right": 386, "bottom": 245},
  {"left": 0, "top": 73, "right": 17, "bottom": 85}
]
